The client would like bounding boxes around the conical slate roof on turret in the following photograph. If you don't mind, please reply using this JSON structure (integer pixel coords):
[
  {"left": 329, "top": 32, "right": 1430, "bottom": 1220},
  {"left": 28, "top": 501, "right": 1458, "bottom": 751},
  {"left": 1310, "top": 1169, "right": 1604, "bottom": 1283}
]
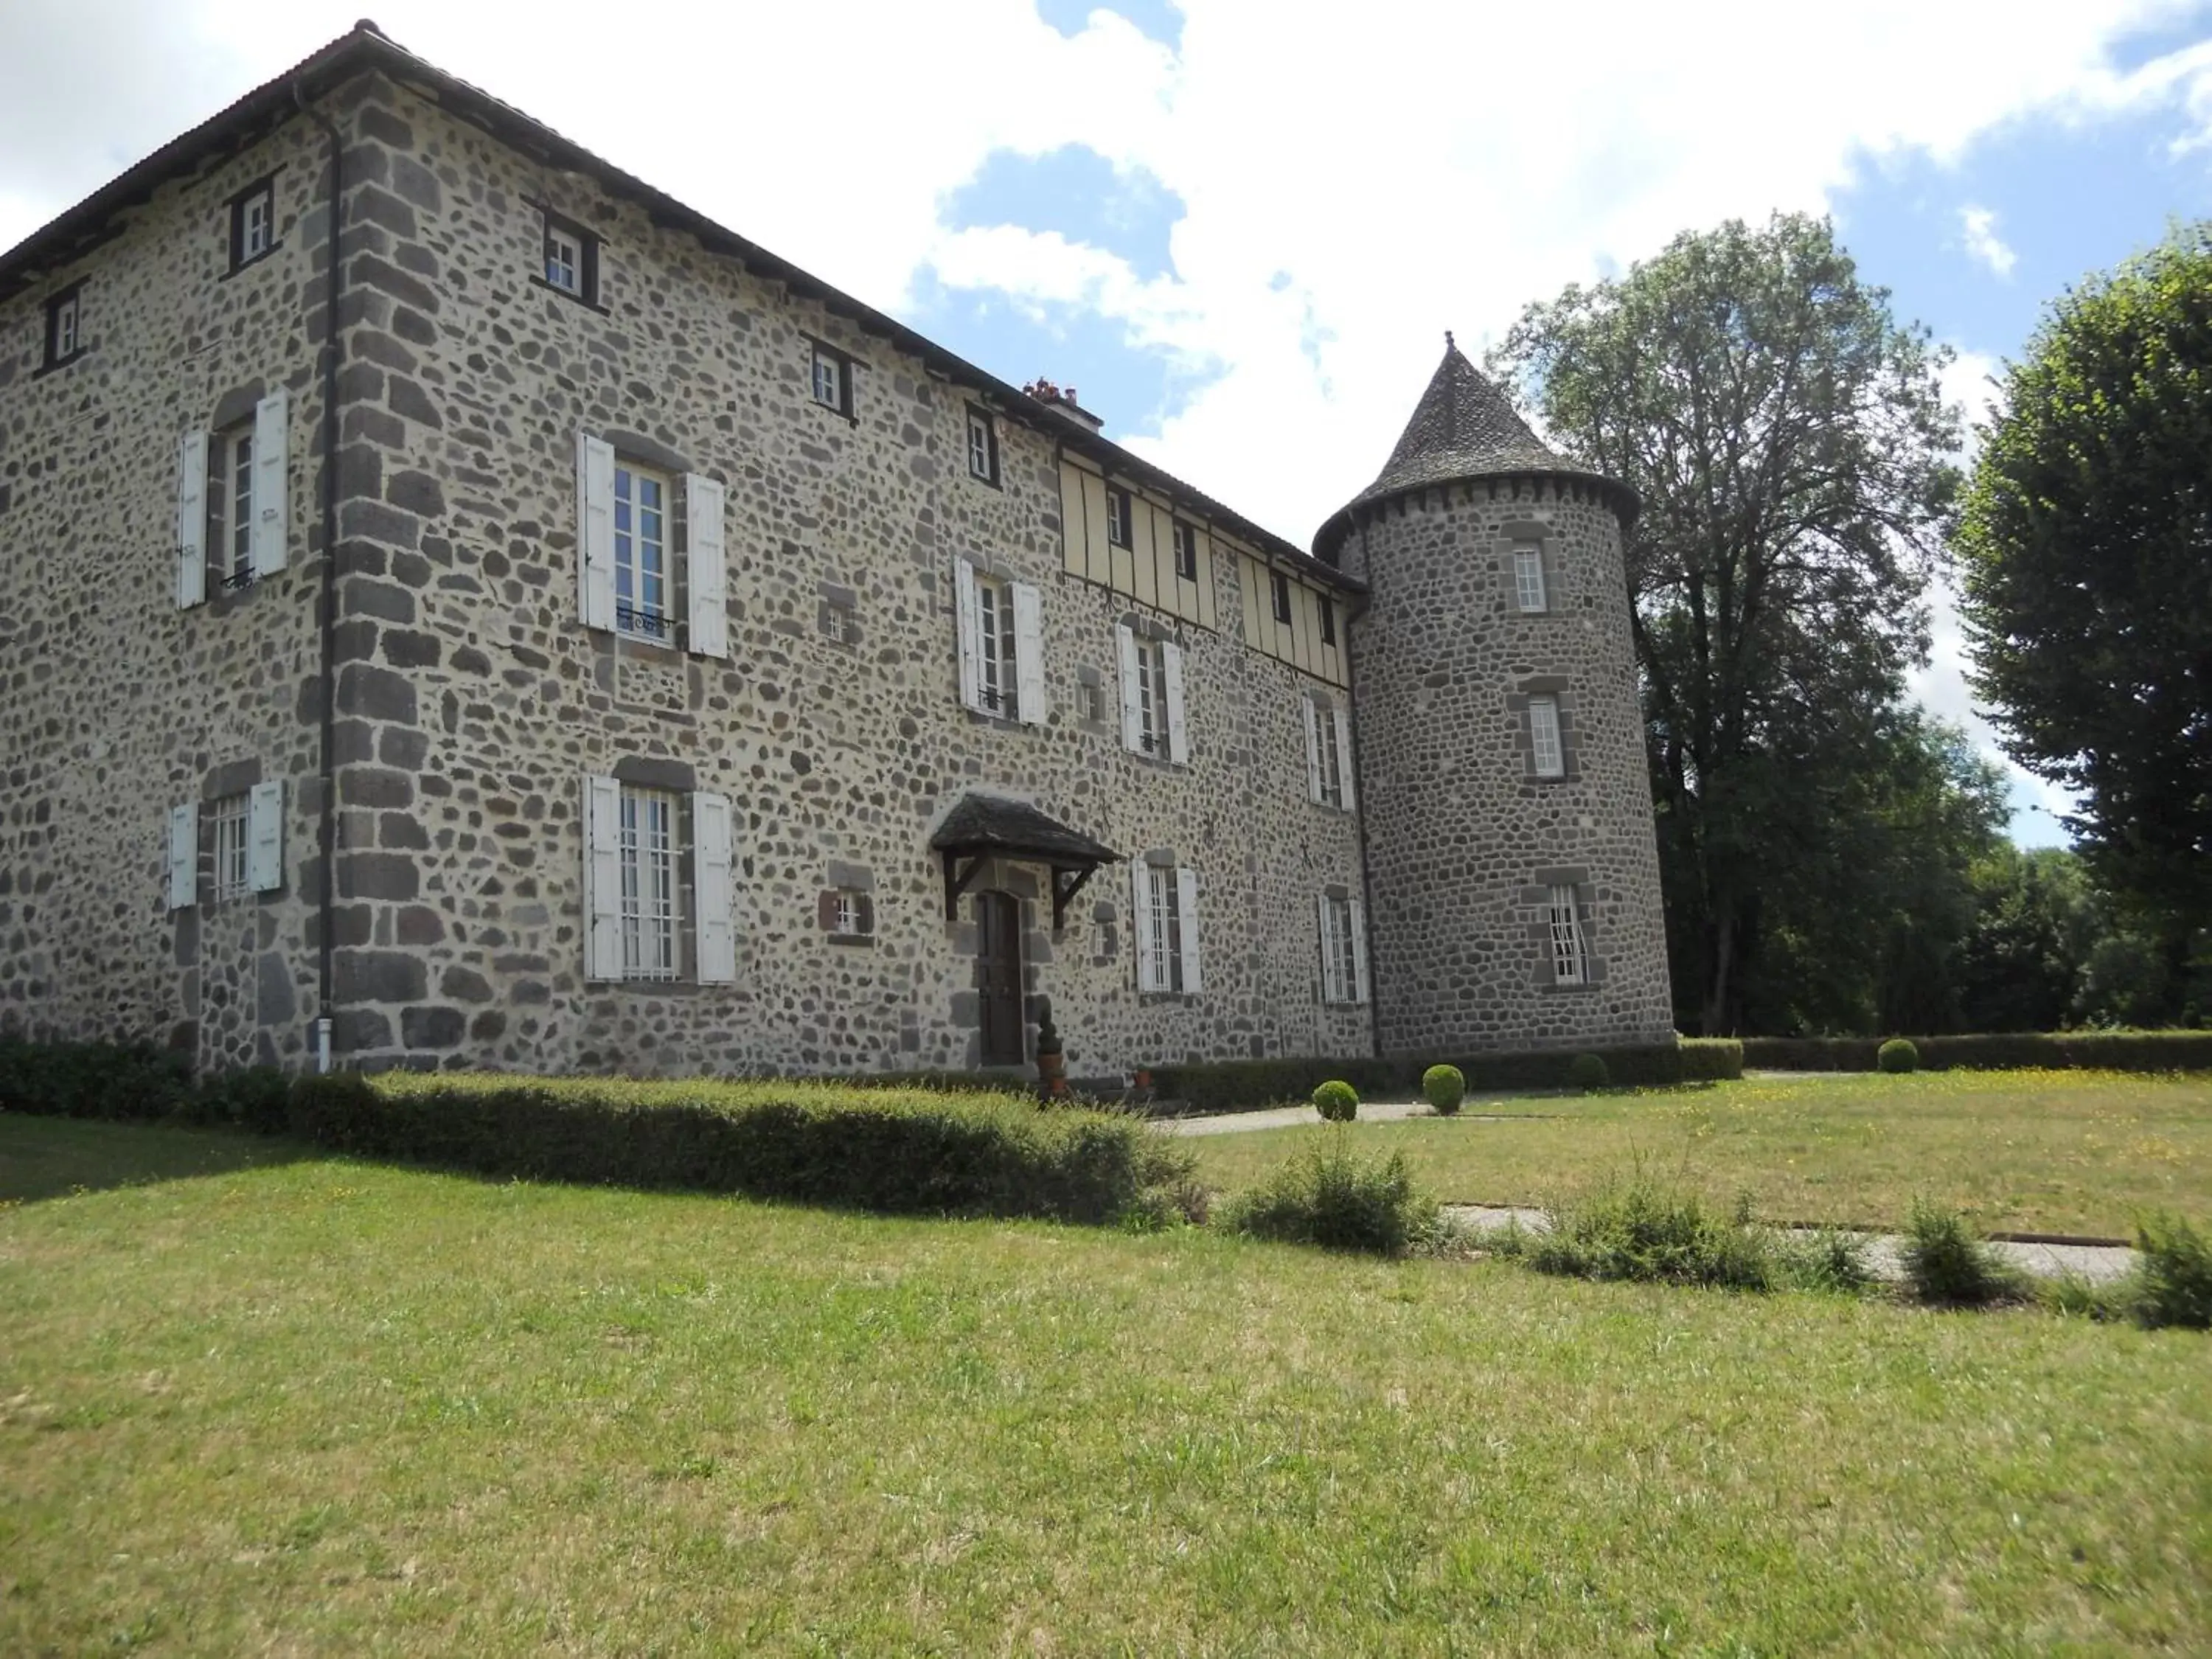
[
  {"left": 1311, "top": 338, "right": 1635, "bottom": 563},
  {"left": 1357, "top": 343, "right": 1567, "bottom": 503}
]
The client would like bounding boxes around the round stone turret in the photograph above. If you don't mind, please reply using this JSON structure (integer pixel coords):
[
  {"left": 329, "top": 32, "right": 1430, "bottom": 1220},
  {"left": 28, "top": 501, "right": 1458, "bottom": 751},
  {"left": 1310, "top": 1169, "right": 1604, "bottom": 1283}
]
[{"left": 1319, "top": 341, "right": 1674, "bottom": 1055}]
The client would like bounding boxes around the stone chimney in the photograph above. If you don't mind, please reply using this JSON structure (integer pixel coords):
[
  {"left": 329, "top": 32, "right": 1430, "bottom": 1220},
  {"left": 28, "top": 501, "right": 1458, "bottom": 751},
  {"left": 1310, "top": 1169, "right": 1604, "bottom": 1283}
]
[{"left": 1022, "top": 377, "right": 1103, "bottom": 435}]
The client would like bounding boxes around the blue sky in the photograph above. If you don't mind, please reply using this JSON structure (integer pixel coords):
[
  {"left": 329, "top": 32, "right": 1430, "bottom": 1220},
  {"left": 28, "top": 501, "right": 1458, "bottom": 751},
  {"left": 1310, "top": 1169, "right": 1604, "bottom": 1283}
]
[{"left": 5, "top": 0, "right": 2208, "bottom": 845}]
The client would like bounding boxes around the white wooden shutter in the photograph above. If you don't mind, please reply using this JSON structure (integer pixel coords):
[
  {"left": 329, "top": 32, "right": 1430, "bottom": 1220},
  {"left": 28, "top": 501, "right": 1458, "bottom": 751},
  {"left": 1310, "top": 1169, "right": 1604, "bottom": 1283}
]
[
  {"left": 175, "top": 433, "right": 207, "bottom": 608},
  {"left": 1350, "top": 896, "right": 1370, "bottom": 1004},
  {"left": 685, "top": 473, "right": 728, "bottom": 659},
  {"left": 954, "top": 558, "right": 983, "bottom": 712},
  {"left": 1302, "top": 697, "right": 1323, "bottom": 803},
  {"left": 1333, "top": 706, "right": 1357, "bottom": 811},
  {"left": 692, "top": 789, "right": 736, "bottom": 984},
  {"left": 1318, "top": 894, "right": 1341, "bottom": 1003},
  {"left": 246, "top": 781, "right": 283, "bottom": 894},
  {"left": 249, "top": 389, "right": 288, "bottom": 577},
  {"left": 1175, "top": 866, "right": 1203, "bottom": 994},
  {"left": 1131, "top": 860, "right": 1156, "bottom": 992},
  {"left": 167, "top": 804, "right": 197, "bottom": 911},
  {"left": 583, "top": 774, "right": 623, "bottom": 980},
  {"left": 1163, "top": 641, "right": 1189, "bottom": 765},
  {"left": 1012, "top": 581, "right": 1046, "bottom": 726},
  {"left": 1116, "top": 625, "right": 1144, "bottom": 753},
  {"left": 577, "top": 432, "right": 616, "bottom": 630}
]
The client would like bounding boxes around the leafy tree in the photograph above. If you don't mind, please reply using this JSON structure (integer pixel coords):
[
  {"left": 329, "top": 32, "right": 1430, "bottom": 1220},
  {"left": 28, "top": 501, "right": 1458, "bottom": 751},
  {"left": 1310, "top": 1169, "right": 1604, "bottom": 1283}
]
[
  {"left": 1955, "top": 844, "right": 2098, "bottom": 1033},
  {"left": 1490, "top": 214, "right": 1963, "bottom": 1033},
  {"left": 1955, "top": 226, "right": 2212, "bottom": 1016}
]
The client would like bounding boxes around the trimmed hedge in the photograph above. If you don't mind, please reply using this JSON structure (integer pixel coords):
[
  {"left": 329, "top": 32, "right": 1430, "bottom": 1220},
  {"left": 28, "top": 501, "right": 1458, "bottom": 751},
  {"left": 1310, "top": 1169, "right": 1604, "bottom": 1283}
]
[
  {"left": 1742, "top": 1031, "right": 2212, "bottom": 1074},
  {"left": 1149, "top": 1039, "right": 1742, "bottom": 1114}
]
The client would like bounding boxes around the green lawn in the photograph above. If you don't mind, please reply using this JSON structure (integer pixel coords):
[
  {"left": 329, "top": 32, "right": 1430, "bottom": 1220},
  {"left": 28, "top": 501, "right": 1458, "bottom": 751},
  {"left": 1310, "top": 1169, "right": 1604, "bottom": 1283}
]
[
  {"left": 1188, "top": 1069, "right": 2212, "bottom": 1238},
  {"left": 4, "top": 1113, "right": 2209, "bottom": 1655}
]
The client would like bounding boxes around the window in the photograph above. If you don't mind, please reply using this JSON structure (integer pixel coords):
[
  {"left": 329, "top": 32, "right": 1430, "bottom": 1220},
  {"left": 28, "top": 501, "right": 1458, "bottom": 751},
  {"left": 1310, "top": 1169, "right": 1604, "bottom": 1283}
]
[
  {"left": 1304, "top": 695, "right": 1355, "bottom": 810},
  {"left": 1514, "top": 546, "right": 1548, "bottom": 613},
  {"left": 229, "top": 179, "right": 275, "bottom": 271},
  {"left": 1134, "top": 638, "right": 1172, "bottom": 755},
  {"left": 1321, "top": 894, "right": 1364, "bottom": 1005},
  {"left": 540, "top": 212, "right": 599, "bottom": 304},
  {"left": 212, "top": 793, "right": 251, "bottom": 902},
  {"left": 966, "top": 408, "right": 1000, "bottom": 484},
  {"left": 955, "top": 560, "right": 1043, "bottom": 723},
  {"left": 1270, "top": 570, "right": 1293, "bottom": 625},
  {"left": 1140, "top": 866, "right": 1188, "bottom": 992},
  {"left": 207, "top": 423, "right": 257, "bottom": 591},
  {"left": 1529, "top": 695, "right": 1565, "bottom": 779},
  {"left": 43, "top": 286, "right": 83, "bottom": 369},
  {"left": 1077, "top": 678, "right": 1107, "bottom": 726},
  {"left": 1316, "top": 701, "right": 1344, "bottom": 806},
  {"left": 613, "top": 462, "right": 672, "bottom": 639},
  {"left": 1106, "top": 485, "right": 1133, "bottom": 549},
  {"left": 810, "top": 342, "right": 855, "bottom": 418},
  {"left": 974, "top": 573, "right": 1014, "bottom": 714},
  {"left": 1116, "top": 625, "right": 1187, "bottom": 764},
  {"left": 820, "top": 596, "right": 856, "bottom": 644},
  {"left": 834, "top": 889, "right": 860, "bottom": 936},
  {"left": 618, "top": 786, "right": 679, "bottom": 981},
  {"left": 1172, "top": 521, "right": 1198, "bottom": 582},
  {"left": 1318, "top": 596, "right": 1336, "bottom": 646},
  {"left": 1548, "top": 885, "right": 1587, "bottom": 987}
]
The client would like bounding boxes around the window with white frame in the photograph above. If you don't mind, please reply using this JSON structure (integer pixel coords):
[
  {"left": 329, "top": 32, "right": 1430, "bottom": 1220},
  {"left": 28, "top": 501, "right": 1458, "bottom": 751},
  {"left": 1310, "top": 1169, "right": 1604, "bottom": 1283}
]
[
  {"left": 1529, "top": 695, "right": 1565, "bottom": 779},
  {"left": 229, "top": 179, "right": 275, "bottom": 271},
  {"left": 540, "top": 212, "right": 599, "bottom": 304},
  {"left": 1548, "top": 884, "right": 1588, "bottom": 986},
  {"left": 613, "top": 462, "right": 672, "bottom": 640},
  {"left": 1116, "top": 626, "right": 1187, "bottom": 763},
  {"left": 618, "top": 786, "right": 680, "bottom": 981},
  {"left": 1304, "top": 694, "right": 1356, "bottom": 810},
  {"left": 1134, "top": 863, "right": 1203, "bottom": 994},
  {"left": 819, "top": 595, "right": 855, "bottom": 644},
  {"left": 1514, "top": 546, "right": 1548, "bottom": 613},
  {"left": 1077, "top": 677, "right": 1107, "bottom": 726},
  {"left": 1320, "top": 892, "right": 1366, "bottom": 1005},
  {"left": 954, "top": 559, "right": 1044, "bottom": 723},
  {"left": 44, "top": 286, "right": 83, "bottom": 369},
  {"left": 966, "top": 408, "right": 999, "bottom": 484},
  {"left": 810, "top": 343, "right": 854, "bottom": 417},
  {"left": 1133, "top": 637, "right": 1170, "bottom": 754},
  {"left": 212, "top": 793, "right": 251, "bottom": 902},
  {"left": 1172, "top": 521, "right": 1198, "bottom": 582},
  {"left": 208, "top": 423, "right": 257, "bottom": 591},
  {"left": 1106, "top": 484, "right": 1133, "bottom": 549}
]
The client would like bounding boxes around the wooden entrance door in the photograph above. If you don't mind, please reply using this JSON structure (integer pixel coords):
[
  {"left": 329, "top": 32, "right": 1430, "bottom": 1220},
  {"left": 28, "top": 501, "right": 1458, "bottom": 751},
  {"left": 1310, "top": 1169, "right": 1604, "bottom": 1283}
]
[{"left": 975, "top": 891, "right": 1025, "bottom": 1066}]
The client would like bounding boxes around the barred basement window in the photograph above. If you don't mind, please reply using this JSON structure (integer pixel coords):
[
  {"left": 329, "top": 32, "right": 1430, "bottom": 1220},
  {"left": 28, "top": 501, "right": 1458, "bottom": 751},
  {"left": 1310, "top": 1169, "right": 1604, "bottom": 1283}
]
[
  {"left": 1548, "top": 884, "right": 1587, "bottom": 986},
  {"left": 1514, "top": 546, "right": 1548, "bottom": 613},
  {"left": 619, "top": 786, "right": 680, "bottom": 981},
  {"left": 212, "top": 793, "right": 250, "bottom": 902},
  {"left": 613, "top": 461, "right": 672, "bottom": 640}
]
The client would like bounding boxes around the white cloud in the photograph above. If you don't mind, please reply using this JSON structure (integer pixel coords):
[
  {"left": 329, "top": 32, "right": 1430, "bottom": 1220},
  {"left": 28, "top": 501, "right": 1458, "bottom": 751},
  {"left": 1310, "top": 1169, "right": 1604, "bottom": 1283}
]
[{"left": 1958, "top": 205, "right": 2019, "bottom": 277}]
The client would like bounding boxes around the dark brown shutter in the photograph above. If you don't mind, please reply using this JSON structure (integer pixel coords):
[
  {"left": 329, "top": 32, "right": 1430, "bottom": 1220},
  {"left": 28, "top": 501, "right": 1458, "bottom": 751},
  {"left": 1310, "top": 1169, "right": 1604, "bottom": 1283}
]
[
  {"left": 817, "top": 889, "right": 838, "bottom": 931},
  {"left": 856, "top": 894, "right": 875, "bottom": 936}
]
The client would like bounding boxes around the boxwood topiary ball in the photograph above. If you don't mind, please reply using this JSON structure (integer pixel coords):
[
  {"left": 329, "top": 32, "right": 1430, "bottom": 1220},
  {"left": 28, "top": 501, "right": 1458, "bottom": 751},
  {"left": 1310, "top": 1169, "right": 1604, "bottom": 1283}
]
[
  {"left": 1312, "top": 1079, "right": 1359, "bottom": 1122},
  {"left": 1422, "top": 1064, "right": 1466, "bottom": 1116},
  {"left": 1878, "top": 1037, "right": 1919, "bottom": 1074},
  {"left": 1567, "top": 1052, "right": 1610, "bottom": 1091}
]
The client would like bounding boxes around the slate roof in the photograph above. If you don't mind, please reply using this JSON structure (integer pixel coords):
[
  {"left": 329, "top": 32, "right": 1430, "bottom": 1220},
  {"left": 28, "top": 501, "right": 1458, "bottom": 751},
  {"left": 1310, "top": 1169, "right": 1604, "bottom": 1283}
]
[
  {"left": 929, "top": 795, "right": 1120, "bottom": 867},
  {"left": 1312, "top": 340, "right": 1636, "bottom": 563},
  {"left": 0, "top": 21, "right": 1361, "bottom": 594}
]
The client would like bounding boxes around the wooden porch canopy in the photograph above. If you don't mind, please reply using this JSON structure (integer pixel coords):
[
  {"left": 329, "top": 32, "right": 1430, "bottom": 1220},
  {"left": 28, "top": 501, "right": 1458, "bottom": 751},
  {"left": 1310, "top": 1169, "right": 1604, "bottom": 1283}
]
[{"left": 930, "top": 794, "right": 1121, "bottom": 931}]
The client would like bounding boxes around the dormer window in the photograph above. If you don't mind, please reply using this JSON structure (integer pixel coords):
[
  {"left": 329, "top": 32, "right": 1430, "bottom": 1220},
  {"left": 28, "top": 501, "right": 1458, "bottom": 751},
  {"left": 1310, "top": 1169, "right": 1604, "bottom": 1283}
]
[
  {"left": 228, "top": 178, "right": 276, "bottom": 272},
  {"left": 42, "top": 285, "right": 84, "bottom": 370},
  {"left": 1106, "top": 484, "right": 1133, "bottom": 549},
  {"left": 539, "top": 211, "right": 599, "bottom": 305}
]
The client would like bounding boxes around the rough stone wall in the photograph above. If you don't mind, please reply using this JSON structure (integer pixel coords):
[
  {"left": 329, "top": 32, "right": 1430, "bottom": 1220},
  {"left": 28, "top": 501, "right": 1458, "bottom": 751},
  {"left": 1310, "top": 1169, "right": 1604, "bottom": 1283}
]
[
  {"left": 1339, "top": 479, "right": 1674, "bottom": 1053},
  {"left": 310, "top": 77, "right": 1371, "bottom": 1077},
  {"left": 0, "top": 115, "right": 335, "bottom": 1071}
]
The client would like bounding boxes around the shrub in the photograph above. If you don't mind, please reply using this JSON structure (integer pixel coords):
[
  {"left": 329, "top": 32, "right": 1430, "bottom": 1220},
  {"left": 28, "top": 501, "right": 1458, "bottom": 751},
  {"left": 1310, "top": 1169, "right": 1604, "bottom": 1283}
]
[
  {"left": 2129, "top": 1211, "right": 2212, "bottom": 1330},
  {"left": 1899, "top": 1200, "right": 2025, "bottom": 1306},
  {"left": 189, "top": 1065, "right": 293, "bottom": 1134},
  {"left": 1147, "top": 1039, "right": 1743, "bottom": 1114},
  {"left": 1528, "top": 1175, "right": 1772, "bottom": 1289},
  {"left": 1877, "top": 1038, "right": 1919, "bottom": 1074},
  {"left": 1740, "top": 1030, "right": 2212, "bottom": 1074},
  {"left": 285, "top": 1071, "right": 1197, "bottom": 1228},
  {"left": 1219, "top": 1141, "right": 1436, "bottom": 1255},
  {"left": 1311, "top": 1079, "right": 1359, "bottom": 1122},
  {"left": 0, "top": 1036, "right": 194, "bottom": 1120},
  {"left": 1566, "top": 1053, "right": 1610, "bottom": 1092},
  {"left": 1421, "top": 1064, "right": 1466, "bottom": 1115},
  {"left": 1773, "top": 1228, "right": 1876, "bottom": 1294}
]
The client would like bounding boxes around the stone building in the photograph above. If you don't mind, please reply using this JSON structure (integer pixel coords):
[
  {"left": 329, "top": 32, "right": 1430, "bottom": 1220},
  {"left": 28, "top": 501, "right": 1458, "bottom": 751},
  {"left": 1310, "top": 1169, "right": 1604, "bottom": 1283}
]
[{"left": 0, "top": 22, "right": 1673, "bottom": 1079}]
